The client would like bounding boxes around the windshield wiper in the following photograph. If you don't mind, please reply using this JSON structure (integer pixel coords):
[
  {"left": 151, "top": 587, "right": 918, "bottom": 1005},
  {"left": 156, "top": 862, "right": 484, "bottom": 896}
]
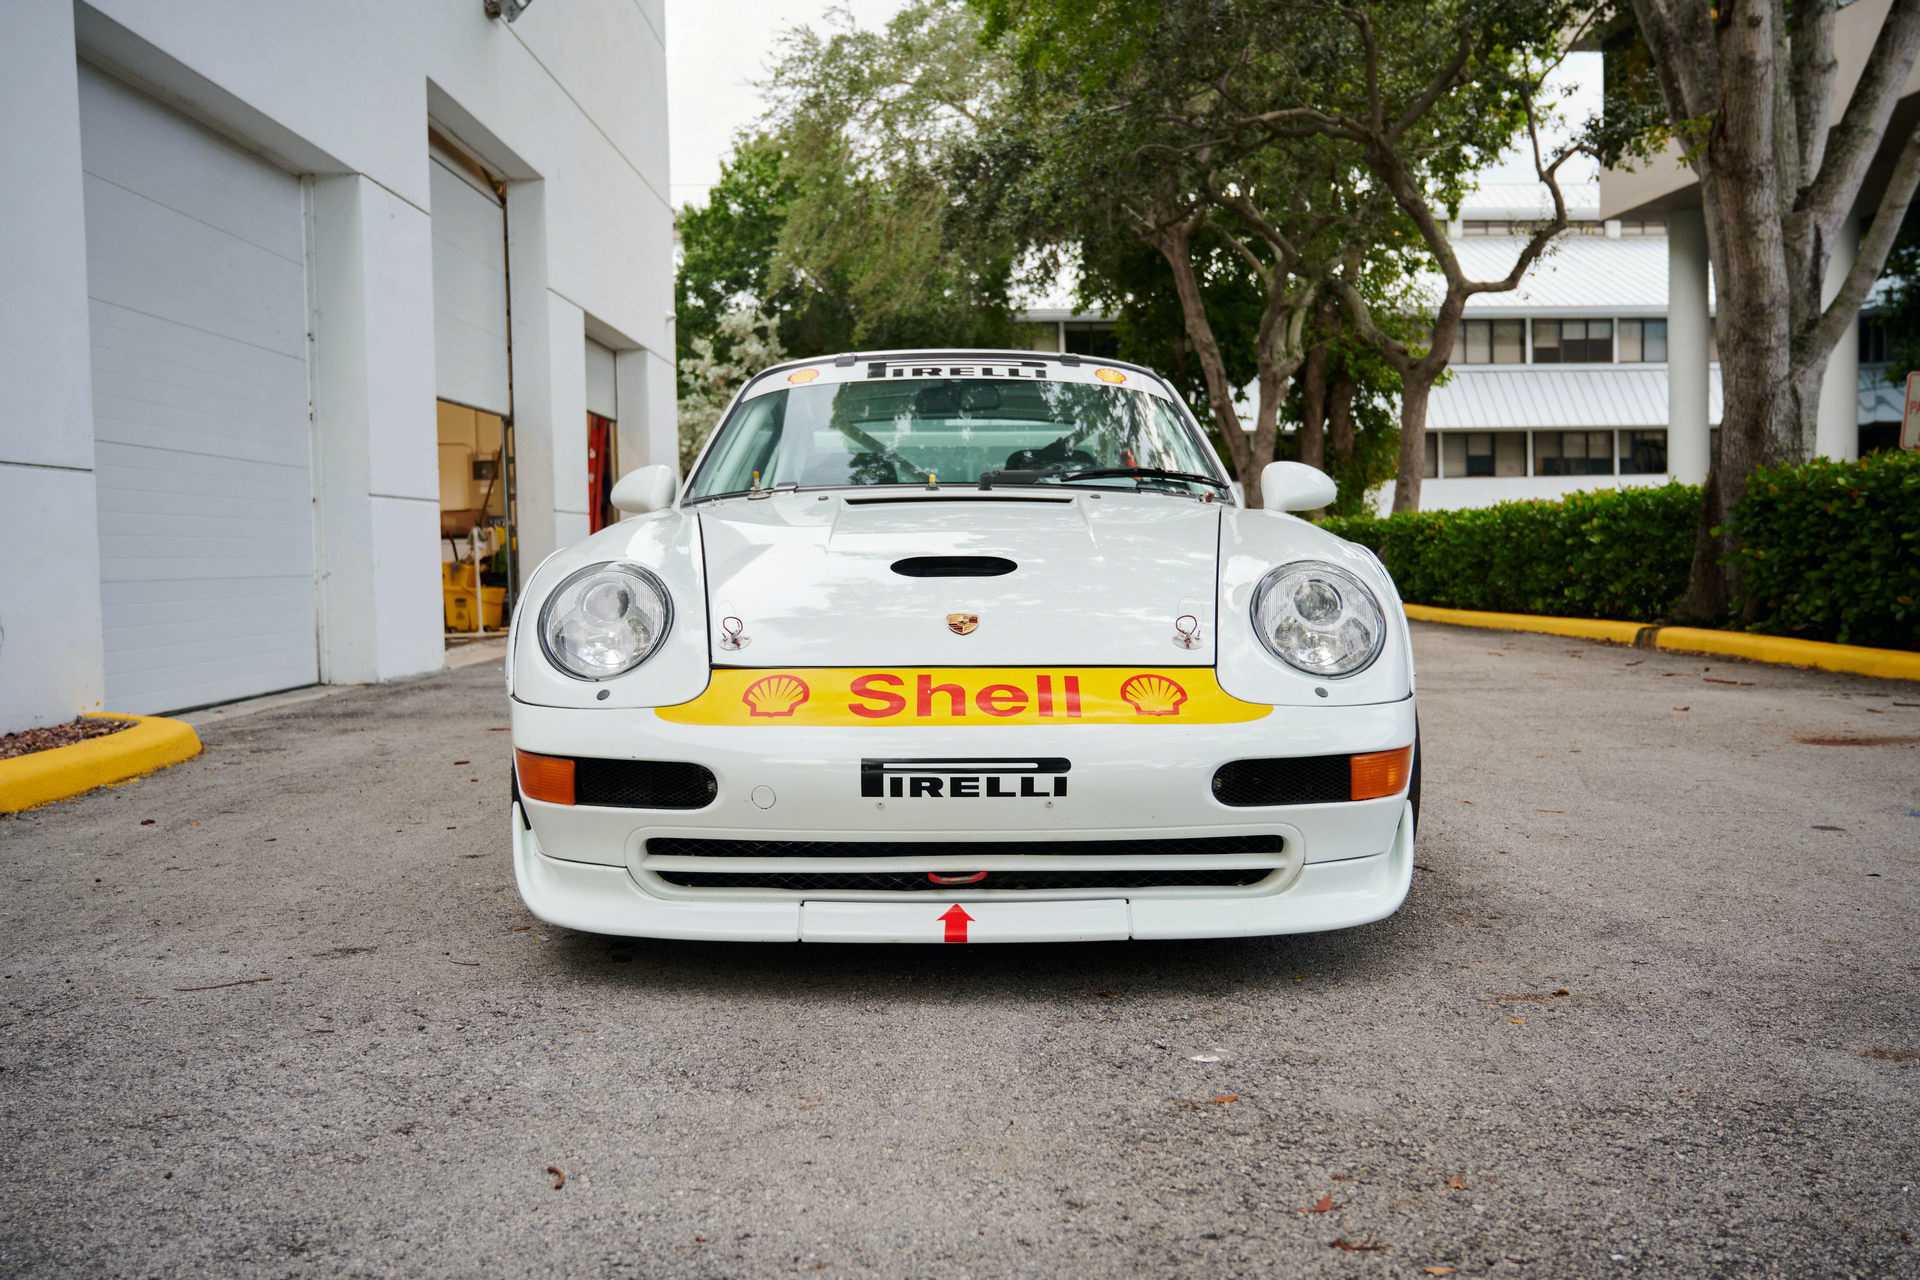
[{"left": 1058, "top": 466, "right": 1232, "bottom": 493}]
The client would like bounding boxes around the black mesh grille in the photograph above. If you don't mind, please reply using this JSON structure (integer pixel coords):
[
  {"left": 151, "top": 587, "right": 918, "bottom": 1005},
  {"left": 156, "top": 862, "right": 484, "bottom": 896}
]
[
  {"left": 654, "top": 868, "right": 1273, "bottom": 892},
  {"left": 1211, "top": 755, "right": 1351, "bottom": 806},
  {"left": 646, "top": 835, "right": 1281, "bottom": 860},
  {"left": 574, "top": 758, "right": 717, "bottom": 809}
]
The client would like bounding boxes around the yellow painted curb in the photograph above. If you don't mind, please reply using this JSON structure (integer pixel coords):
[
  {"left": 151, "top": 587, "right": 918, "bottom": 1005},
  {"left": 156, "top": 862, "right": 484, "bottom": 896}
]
[
  {"left": 0, "top": 713, "right": 202, "bottom": 813},
  {"left": 1403, "top": 604, "right": 1920, "bottom": 682},
  {"left": 1650, "top": 627, "right": 1920, "bottom": 681},
  {"left": 1402, "top": 603, "right": 1647, "bottom": 646}
]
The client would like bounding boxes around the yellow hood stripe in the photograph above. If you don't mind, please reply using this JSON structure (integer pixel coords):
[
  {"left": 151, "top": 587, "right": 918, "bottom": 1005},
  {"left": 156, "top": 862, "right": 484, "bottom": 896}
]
[{"left": 655, "top": 668, "right": 1269, "bottom": 727}]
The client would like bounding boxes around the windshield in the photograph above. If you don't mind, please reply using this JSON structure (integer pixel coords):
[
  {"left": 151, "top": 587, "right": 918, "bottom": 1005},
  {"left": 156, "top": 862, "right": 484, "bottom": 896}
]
[{"left": 685, "top": 376, "right": 1225, "bottom": 500}]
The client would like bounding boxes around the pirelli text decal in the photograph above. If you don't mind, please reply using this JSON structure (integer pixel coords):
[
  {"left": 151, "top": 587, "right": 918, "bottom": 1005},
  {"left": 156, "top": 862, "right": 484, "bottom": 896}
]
[{"left": 654, "top": 668, "right": 1270, "bottom": 727}]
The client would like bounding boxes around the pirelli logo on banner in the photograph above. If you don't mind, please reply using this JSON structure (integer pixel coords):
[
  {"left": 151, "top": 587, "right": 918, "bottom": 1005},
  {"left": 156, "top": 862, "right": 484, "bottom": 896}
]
[
  {"left": 867, "top": 360, "right": 1050, "bottom": 379},
  {"left": 653, "top": 668, "right": 1271, "bottom": 727},
  {"left": 860, "top": 757, "right": 1070, "bottom": 800}
]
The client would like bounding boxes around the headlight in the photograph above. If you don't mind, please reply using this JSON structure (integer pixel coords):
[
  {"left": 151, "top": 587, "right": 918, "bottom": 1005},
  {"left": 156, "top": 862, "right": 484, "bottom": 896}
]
[
  {"left": 538, "top": 562, "right": 673, "bottom": 680},
  {"left": 1250, "top": 561, "right": 1386, "bottom": 677}
]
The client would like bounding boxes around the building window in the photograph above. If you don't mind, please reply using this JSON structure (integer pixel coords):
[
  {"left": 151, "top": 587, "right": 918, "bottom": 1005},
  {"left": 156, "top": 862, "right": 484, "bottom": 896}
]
[
  {"left": 1619, "top": 429, "right": 1668, "bottom": 474},
  {"left": 1617, "top": 319, "right": 1668, "bottom": 363},
  {"left": 1423, "top": 433, "right": 1438, "bottom": 478},
  {"left": 1438, "top": 432, "right": 1527, "bottom": 477},
  {"left": 1860, "top": 316, "right": 1890, "bottom": 364},
  {"left": 1462, "top": 219, "right": 1513, "bottom": 236},
  {"left": 1533, "top": 430, "right": 1614, "bottom": 475},
  {"left": 1062, "top": 321, "right": 1119, "bottom": 359},
  {"left": 1533, "top": 319, "right": 1614, "bottom": 363},
  {"left": 1453, "top": 319, "right": 1525, "bottom": 364},
  {"left": 1618, "top": 218, "right": 1666, "bottom": 236},
  {"left": 1442, "top": 431, "right": 1527, "bottom": 476}
]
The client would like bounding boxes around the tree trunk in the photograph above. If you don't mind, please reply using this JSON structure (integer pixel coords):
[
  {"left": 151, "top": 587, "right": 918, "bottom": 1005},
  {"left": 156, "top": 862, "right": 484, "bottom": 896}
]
[
  {"left": 1675, "top": 465, "right": 1729, "bottom": 624},
  {"left": 1250, "top": 358, "right": 1285, "bottom": 494},
  {"left": 1686, "top": 0, "right": 1795, "bottom": 621},
  {"left": 1328, "top": 375, "right": 1356, "bottom": 461},
  {"left": 1155, "top": 221, "right": 1257, "bottom": 504},
  {"left": 1299, "top": 336, "right": 1329, "bottom": 471},
  {"left": 1390, "top": 375, "right": 1433, "bottom": 513}
]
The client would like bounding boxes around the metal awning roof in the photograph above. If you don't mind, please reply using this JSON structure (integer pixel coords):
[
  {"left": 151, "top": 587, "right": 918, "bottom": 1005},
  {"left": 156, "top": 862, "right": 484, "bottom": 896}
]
[{"left": 1428, "top": 366, "right": 1723, "bottom": 429}]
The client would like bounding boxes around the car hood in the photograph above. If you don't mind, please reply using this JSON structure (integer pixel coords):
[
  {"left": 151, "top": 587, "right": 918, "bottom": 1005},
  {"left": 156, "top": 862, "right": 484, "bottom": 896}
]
[{"left": 696, "top": 492, "right": 1222, "bottom": 667}]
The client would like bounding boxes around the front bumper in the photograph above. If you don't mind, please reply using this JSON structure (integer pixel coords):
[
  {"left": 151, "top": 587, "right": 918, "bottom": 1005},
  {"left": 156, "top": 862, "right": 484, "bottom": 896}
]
[
  {"left": 512, "top": 799, "right": 1413, "bottom": 942},
  {"left": 508, "top": 696, "right": 1415, "bottom": 942}
]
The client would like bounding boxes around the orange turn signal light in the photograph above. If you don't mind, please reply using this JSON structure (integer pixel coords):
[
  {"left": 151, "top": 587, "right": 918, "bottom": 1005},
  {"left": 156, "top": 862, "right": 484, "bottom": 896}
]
[
  {"left": 1350, "top": 745, "right": 1414, "bottom": 801},
  {"left": 515, "top": 749, "right": 576, "bottom": 805}
]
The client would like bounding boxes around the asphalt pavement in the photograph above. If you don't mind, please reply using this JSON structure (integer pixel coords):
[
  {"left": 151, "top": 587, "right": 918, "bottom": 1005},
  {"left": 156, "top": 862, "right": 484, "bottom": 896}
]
[{"left": 2, "top": 624, "right": 1916, "bottom": 1279}]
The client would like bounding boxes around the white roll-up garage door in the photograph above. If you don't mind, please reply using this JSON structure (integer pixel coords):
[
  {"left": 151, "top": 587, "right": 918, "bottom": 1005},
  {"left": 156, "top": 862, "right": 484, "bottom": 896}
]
[
  {"left": 430, "top": 153, "right": 511, "bottom": 415},
  {"left": 79, "top": 65, "right": 317, "bottom": 714}
]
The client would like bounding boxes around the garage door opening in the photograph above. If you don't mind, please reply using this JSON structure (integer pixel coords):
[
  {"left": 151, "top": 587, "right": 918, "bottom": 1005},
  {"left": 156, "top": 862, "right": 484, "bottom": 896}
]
[
  {"left": 429, "top": 130, "right": 514, "bottom": 641},
  {"left": 438, "top": 401, "right": 512, "bottom": 634}
]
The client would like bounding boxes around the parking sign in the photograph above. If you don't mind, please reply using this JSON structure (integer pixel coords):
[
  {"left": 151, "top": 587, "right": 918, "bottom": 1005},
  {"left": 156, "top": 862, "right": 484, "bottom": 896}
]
[{"left": 1906, "top": 372, "right": 1920, "bottom": 450}]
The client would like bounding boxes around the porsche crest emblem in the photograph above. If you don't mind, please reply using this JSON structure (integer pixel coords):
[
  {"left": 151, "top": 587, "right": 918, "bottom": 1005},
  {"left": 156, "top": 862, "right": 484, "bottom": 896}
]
[{"left": 946, "top": 613, "right": 980, "bottom": 636}]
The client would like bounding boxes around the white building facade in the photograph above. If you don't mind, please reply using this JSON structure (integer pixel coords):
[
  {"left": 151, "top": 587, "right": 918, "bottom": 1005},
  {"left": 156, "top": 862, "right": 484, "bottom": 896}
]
[
  {"left": 1415, "top": 216, "right": 1716, "bottom": 511},
  {"left": 1, "top": 1, "right": 676, "bottom": 729}
]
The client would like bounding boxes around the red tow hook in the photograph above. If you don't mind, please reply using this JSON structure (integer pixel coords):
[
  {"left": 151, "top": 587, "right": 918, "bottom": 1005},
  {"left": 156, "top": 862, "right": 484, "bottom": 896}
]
[{"left": 927, "top": 871, "right": 989, "bottom": 886}]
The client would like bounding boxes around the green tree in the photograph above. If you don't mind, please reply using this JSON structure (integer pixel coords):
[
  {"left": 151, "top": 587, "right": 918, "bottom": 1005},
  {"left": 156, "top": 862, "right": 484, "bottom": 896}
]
[
  {"left": 677, "top": 309, "right": 788, "bottom": 474},
  {"left": 672, "top": 2, "right": 1021, "bottom": 425},
  {"left": 759, "top": 1, "right": 1020, "bottom": 352},
  {"left": 674, "top": 140, "right": 795, "bottom": 386},
  {"left": 970, "top": 0, "right": 1582, "bottom": 510},
  {"left": 1591, "top": 0, "right": 1920, "bottom": 622},
  {"left": 962, "top": 1, "right": 1414, "bottom": 507}
]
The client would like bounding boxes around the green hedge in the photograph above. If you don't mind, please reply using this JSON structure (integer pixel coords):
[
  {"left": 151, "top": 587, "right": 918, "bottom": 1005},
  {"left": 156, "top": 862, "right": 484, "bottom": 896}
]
[
  {"left": 1727, "top": 450, "right": 1920, "bottom": 649},
  {"left": 1323, "top": 451, "right": 1920, "bottom": 650},
  {"left": 1322, "top": 482, "right": 1698, "bottom": 622}
]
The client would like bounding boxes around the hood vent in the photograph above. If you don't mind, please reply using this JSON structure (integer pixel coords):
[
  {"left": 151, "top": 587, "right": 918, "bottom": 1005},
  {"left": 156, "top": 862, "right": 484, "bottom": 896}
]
[{"left": 891, "top": 555, "right": 1018, "bottom": 578}]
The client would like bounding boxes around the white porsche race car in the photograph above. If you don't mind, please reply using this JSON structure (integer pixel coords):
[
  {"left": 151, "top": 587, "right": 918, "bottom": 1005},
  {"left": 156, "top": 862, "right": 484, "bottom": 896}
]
[{"left": 508, "top": 351, "right": 1418, "bottom": 943}]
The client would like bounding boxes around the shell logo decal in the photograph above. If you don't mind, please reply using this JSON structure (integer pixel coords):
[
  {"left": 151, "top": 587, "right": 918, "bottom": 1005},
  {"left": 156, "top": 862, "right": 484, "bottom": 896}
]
[
  {"left": 742, "top": 674, "right": 811, "bottom": 717},
  {"left": 1119, "top": 673, "right": 1188, "bottom": 717},
  {"left": 786, "top": 368, "right": 821, "bottom": 384}
]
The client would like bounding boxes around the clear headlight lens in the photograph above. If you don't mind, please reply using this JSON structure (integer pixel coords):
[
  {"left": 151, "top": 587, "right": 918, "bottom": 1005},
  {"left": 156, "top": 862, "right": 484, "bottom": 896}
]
[
  {"left": 538, "top": 562, "right": 673, "bottom": 680},
  {"left": 1251, "top": 561, "right": 1387, "bottom": 677}
]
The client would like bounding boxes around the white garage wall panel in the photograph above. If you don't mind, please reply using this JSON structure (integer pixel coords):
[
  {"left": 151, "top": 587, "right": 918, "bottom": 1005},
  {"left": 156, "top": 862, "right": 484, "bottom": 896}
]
[
  {"left": 79, "top": 64, "right": 318, "bottom": 713},
  {"left": 430, "top": 157, "right": 511, "bottom": 416},
  {"left": 585, "top": 339, "right": 617, "bottom": 419}
]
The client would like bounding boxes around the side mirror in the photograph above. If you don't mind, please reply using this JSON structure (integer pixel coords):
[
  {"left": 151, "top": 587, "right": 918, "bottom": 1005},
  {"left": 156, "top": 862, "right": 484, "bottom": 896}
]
[
  {"left": 1259, "top": 461, "right": 1337, "bottom": 512},
  {"left": 609, "top": 464, "right": 678, "bottom": 515}
]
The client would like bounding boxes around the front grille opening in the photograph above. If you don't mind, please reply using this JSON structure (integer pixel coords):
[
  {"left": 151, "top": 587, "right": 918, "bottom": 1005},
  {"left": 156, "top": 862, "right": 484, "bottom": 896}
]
[
  {"left": 654, "top": 869, "right": 1271, "bottom": 892},
  {"left": 1212, "top": 755, "right": 1351, "bottom": 806},
  {"left": 641, "top": 834, "right": 1287, "bottom": 894},
  {"left": 574, "top": 758, "right": 717, "bottom": 809},
  {"left": 646, "top": 834, "right": 1280, "bottom": 859}
]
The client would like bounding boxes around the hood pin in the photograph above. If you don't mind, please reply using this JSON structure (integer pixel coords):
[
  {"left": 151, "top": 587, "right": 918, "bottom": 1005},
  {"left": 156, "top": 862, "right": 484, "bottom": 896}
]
[
  {"left": 720, "top": 616, "right": 750, "bottom": 650},
  {"left": 1173, "top": 614, "right": 1202, "bottom": 649}
]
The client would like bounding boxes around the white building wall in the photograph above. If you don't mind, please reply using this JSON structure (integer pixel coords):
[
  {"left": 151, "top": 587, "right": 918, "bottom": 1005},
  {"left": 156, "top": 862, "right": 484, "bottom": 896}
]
[
  {"left": 1, "top": 0, "right": 672, "bottom": 722},
  {"left": 0, "top": 3, "right": 106, "bottom": 730}
]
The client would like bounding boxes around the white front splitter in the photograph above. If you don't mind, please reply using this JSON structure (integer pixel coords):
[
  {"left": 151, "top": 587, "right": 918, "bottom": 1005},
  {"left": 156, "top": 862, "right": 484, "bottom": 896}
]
[{"left": 511, "top": 799, "right": 1415, "bottom": 943}]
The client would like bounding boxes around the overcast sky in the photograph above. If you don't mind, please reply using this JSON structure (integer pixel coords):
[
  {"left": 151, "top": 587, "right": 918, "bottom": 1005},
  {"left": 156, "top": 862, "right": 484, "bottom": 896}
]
[{"left": 666, "top": 0, "right": 910, "bottom": 208}]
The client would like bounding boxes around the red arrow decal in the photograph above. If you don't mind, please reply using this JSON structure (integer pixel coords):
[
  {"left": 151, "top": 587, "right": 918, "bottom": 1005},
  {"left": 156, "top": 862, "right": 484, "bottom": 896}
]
[{"left": 939, "top": 903, "right": 973, "bottom": 943}]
